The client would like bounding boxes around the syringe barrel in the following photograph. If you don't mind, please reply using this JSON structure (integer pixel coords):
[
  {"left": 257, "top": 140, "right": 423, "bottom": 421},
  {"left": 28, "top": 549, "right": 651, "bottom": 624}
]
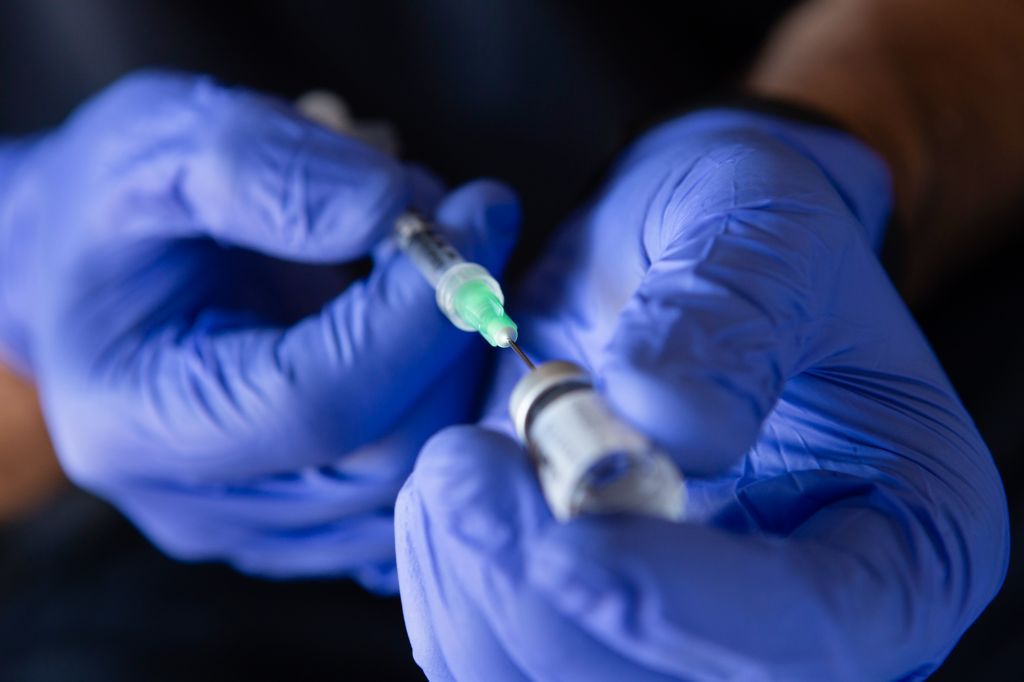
[
  {"left": 508, "top": 361, "right": 686, "bottom": 522},
  {"left": 395, "top": 211, "right": 464, "bottom": 287}
]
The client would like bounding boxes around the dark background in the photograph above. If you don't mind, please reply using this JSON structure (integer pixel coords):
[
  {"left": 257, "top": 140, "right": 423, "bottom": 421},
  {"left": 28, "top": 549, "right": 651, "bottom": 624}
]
[{"left": 0, "top": 1, "right": 1020, "bottom": 680}]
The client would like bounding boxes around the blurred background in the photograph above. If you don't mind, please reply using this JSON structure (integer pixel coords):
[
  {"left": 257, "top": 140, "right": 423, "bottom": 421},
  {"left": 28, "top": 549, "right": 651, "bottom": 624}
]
[{"left": 0, "top": 0, "right": 1021, "bottom": 679}]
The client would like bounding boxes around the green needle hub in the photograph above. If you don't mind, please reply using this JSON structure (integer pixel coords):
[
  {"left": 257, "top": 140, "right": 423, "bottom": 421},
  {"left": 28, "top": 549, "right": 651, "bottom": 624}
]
[{"left": 452, "top": 279, "right": 518, "bottom": 347}]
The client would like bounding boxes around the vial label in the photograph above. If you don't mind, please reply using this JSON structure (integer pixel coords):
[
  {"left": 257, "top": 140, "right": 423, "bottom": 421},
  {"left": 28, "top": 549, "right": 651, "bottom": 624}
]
[{"left": 529, "top": 390, "right": 655, "bottom": 520}]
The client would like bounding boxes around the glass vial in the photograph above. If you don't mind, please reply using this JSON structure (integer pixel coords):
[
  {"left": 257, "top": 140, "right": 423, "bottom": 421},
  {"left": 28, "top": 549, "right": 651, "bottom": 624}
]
[{"left": 508, "top": 361, "right": 685, "bottom": 522}]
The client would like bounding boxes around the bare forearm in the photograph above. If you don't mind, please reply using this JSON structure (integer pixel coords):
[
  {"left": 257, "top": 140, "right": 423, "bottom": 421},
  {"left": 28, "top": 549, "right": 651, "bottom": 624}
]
[
  {"left": 748, "top": 0, "right": 1024, "bottom": 303},
  {"left": 0, "top": 361, "right": 65, "bottom": 521}
]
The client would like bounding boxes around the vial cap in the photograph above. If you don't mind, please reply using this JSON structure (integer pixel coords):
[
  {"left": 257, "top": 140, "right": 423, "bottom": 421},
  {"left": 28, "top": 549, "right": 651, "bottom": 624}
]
[{"left": 508, "top": 361, "right": 592, "bottom": 444}]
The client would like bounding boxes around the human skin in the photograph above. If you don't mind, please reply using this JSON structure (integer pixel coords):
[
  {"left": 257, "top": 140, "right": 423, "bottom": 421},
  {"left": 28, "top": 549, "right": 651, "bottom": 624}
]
[
  {"left": 748, "top": 0, "right": 1024, "bottom": 304},
  {"left": 0, "top": 362, "right": 65, "bottom": 521}
]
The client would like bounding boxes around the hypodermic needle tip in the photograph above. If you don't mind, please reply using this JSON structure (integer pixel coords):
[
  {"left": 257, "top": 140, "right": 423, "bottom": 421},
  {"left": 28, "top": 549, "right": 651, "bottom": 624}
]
[{"left": 508, "top": 339, "right": 535, "bottom": 370}]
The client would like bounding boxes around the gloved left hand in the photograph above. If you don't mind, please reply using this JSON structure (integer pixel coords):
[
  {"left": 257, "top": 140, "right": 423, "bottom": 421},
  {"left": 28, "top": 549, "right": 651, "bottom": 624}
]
[
  {"left": 395, "top": 109, "right": 1009, "bottom": 678},
  {"left": 0, "top": 71, "right": 521, "bottom": 592}
]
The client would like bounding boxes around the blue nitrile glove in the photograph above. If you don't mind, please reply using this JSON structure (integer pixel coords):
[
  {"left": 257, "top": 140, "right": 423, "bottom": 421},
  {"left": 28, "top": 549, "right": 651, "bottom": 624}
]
[
  {"left": 0, "top": 71, "right": 521, "bottom": 593},
  {"left": 395, "top": 109, "right": 1009, "bottom": 678}
]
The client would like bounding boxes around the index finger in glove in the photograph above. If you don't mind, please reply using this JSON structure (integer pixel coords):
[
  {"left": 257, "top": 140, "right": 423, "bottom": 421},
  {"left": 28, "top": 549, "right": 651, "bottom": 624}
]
[
  {"left": 59, "top": 69, "right": 406, "bottom": 262},
  {"left": 590, "top": 114, "right": 891, "bottom": 474}
]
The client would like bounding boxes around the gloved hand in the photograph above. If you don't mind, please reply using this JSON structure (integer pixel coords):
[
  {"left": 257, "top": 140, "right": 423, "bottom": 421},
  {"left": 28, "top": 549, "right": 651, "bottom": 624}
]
[
  {"left": 395, "top": 109, "right": 1009, "bottom": 678},
  {"left": 0, "top": 70, "right": 521, "bottom": 592}
]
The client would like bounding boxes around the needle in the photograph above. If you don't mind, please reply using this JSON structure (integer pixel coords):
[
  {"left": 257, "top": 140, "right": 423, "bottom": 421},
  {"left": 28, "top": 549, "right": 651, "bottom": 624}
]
[{"left": 508, "top": 338, "right": 535, "bottom": 370}]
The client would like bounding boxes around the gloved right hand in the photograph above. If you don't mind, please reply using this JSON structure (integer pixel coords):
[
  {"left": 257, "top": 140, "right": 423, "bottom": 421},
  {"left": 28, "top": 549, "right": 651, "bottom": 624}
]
[
  {"left": 0, "top": 71, "right": 521, "bottom": 592},
  {"left": 394, "top": 109, "right": 1009, "bottom": 679}
]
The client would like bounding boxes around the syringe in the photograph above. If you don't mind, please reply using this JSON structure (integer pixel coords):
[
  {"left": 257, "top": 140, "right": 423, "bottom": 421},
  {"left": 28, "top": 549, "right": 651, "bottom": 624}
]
[
  {"left": 394, "top": 211, "right": 526, "bottom": 353},
  {"left": 295, "top": 90, "right": 680, "bottom": 523},
  {"left": 291, "top": 90, "right": 526, "bottom": 359}
]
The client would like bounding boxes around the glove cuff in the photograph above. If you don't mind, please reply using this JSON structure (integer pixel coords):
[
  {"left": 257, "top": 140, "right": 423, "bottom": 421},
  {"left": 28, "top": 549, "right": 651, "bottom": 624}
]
[
  {"left": 0, "top": 137, "right": 40, "bottom": 378},
  {"left": 623, "top": 105, "right": 895, "bottom": 254}
]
